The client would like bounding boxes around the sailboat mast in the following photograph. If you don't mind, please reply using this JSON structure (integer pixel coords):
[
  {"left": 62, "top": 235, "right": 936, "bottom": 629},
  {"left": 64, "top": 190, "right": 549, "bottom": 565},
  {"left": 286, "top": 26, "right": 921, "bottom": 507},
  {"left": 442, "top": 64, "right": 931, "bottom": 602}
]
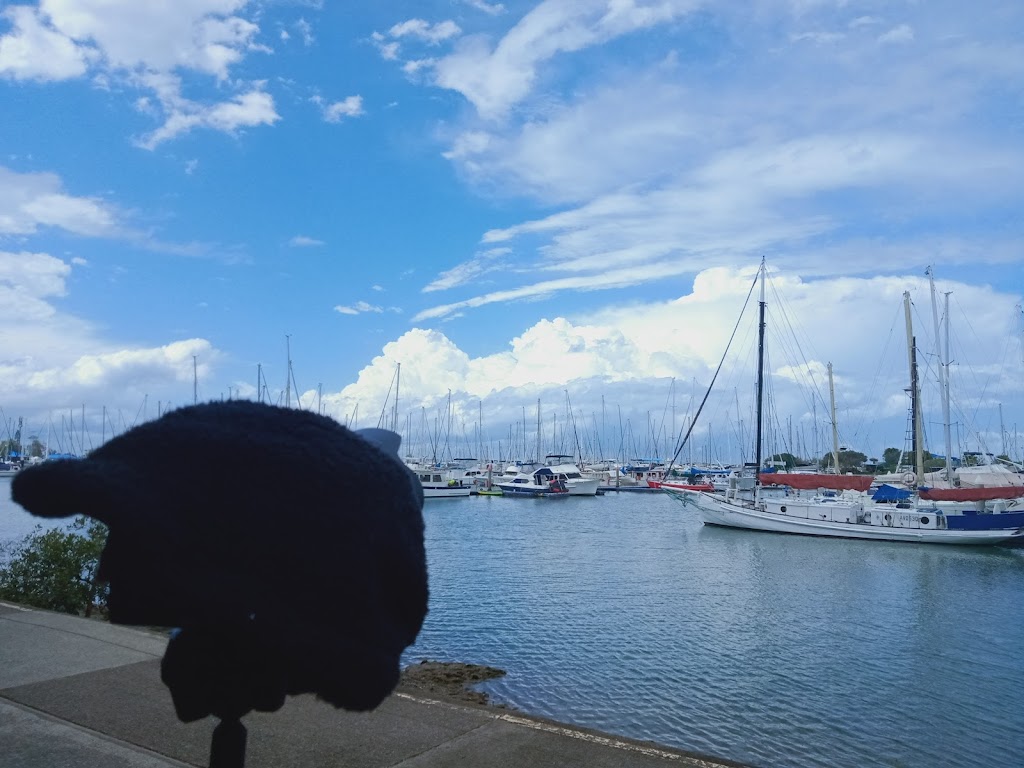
[
  {"left": 285, "top": 335, "right": 292, "bottom": 408},
  {"left": 754, "top": 260, "right": 766, "bottom": 475},
  {"left": 903, "top": 291, "right": 925, "bottom": 485},
  {"left": 535, "top": 398, "right": 541, "bottom": 463},
  {"left": 828, "top": 362, "right": 840, "bottom": 474},
  {"left": 393, "top": 362, "right": 400, "bottom": 432},
  {"left": 928, "top": 268, "right": 954, "bottom": 481}
]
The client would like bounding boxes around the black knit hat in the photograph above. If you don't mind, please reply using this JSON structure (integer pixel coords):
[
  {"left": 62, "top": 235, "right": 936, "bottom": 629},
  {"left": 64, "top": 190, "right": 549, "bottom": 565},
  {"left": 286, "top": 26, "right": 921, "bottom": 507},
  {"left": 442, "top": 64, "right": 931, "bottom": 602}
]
[{"left": 11, "top": 400, "right": 428, "bottom": 723}]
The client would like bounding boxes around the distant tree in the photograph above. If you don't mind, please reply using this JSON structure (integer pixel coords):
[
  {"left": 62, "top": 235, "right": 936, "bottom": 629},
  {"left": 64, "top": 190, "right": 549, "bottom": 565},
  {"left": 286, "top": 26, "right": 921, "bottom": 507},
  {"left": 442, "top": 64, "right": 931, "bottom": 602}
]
[
  {"left": 0, "top": 517, "right": 108, "bottom": 617},
  {"left": 821, "top": 450, "right": 868, "bottom": 473},
  {"left": 882, "top": 447, "right": 903, "bottom": 470},
  {"left": 769, "top": 452, "right": 801, "bottom": 469}
]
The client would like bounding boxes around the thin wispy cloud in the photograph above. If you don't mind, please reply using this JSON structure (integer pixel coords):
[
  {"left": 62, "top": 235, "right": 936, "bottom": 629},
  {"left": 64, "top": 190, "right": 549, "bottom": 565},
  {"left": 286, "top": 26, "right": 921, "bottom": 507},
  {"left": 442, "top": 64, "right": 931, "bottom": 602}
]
[
  {"left": 423, "top": 247, "right": 511, "bottom": 292},
  {"left": 878, "top": 24, "right": 914, "bottom": 45},
  {"left": 335, "top": 301, "right": 384, "bottom": 315},
  {"left": 463, "top": 0, "right": 506, "bottom": 16},
  {"left": 288, "top": 235, "right": 325, "bottom": 247}
]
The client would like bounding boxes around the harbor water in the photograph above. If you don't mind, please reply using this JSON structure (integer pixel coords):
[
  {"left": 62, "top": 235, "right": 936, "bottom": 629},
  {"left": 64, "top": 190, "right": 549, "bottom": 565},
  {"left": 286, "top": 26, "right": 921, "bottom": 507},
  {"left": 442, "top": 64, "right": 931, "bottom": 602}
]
[
  {"left": 409, "top": 491, "right": 1024, "bottom": 768},
  {"left": 3, "top": 480, "right": 1023, "bottom": 767}
]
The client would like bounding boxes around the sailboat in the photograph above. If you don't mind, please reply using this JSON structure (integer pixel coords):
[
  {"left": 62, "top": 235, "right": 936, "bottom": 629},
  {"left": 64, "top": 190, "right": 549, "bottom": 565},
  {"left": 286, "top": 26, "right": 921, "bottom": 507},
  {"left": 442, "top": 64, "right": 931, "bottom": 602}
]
[{"left": 664, "top": 261, "right": 1024, "bottom": 546}]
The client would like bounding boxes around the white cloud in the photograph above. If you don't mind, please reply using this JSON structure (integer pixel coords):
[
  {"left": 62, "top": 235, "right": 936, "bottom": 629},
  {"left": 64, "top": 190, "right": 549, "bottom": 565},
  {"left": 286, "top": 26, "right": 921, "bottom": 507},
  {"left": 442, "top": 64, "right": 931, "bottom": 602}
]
[
  {"left": 0, "top": 5, "right": 93, "bottom": 81},
  {"left": 464, "top": 0, "right": 506, "bottom": 16},
  {"left": 295, "top": 18, "right": 314, "bottom": 46},
  {"left": 849, "top": 16, "right": 880, "bottom": 29},
  {"left": 0, "top": 251, "right": 220, "bottom": 424},
  {"left": 40, "top": 0, "right": 260, "bottom": 79},
  {"left": 876, "top": 24, "right": 917, "bottom": 45},
  {"left": 388, "top": 19, "right": 462, "bottom": 45},
  {"left": 137, "top": 87, "right": 280, "bottom": 149},
  {"left": 423, "top": 247, "right": 511, "bottom": 292},
  {"left": 325, "top": 268, "right": 1024, "bottom": 460},
  {"left": 0, "top": 165, "right": 120, "bottom": 237},
  {"left": 311, "top": 94, "right": 364, "bottom": 123},
  {"left": 0, "top": 1, "right": 276, "bottom": 145},
  {"left": 289, "top": 235, "right": 325, "bottom": 247},
  {"left": 878, "top": 24, "right": 914, "bottom": 45},
  {"left": 430, "top": 0, "right": 698, "bottom": 119},
  {"left": 335, "top": 301, "right": 384, "bottom": 315}
]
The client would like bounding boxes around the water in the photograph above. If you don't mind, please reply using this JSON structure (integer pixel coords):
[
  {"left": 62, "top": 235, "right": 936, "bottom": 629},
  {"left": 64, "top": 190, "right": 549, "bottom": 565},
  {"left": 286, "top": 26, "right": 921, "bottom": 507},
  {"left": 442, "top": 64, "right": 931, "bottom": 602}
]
[
  {"left": 1, "top": 478, "right": 48, "bottom": 546},
  {"left": 4, "top": 479, "right": 1022, "bottom": 766},
  {"left": 408, "top": 491, "right": 1024, "bottom": 768}
]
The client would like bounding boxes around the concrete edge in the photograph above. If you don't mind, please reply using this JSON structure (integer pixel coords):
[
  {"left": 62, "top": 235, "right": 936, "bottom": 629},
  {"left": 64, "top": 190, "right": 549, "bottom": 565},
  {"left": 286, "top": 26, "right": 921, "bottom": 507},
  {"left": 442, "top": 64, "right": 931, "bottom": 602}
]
[{"left": 391, "top": 692, "right": 745, "bottom": 768}]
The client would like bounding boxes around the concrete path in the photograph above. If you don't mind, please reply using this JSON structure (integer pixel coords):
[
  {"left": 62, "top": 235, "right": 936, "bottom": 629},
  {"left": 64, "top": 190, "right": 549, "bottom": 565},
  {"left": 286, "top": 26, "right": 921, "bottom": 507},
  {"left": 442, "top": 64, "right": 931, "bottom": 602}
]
[{"left": 0, "top": 602, "right": 742, "bottom": 768}]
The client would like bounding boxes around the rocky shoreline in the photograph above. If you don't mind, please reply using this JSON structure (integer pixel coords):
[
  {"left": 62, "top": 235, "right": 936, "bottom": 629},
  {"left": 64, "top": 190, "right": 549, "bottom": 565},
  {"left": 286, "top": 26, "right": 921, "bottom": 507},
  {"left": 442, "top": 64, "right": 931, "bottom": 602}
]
[{"left": 398, "top": 660, "right": 508, "bottom": 706}]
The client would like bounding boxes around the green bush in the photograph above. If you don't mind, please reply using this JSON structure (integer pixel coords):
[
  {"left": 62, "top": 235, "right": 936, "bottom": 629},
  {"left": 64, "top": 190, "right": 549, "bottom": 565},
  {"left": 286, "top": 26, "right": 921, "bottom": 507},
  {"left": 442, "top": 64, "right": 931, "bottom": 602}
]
[{"left": 0, "top": 517, "right": 109, "bottom": 617}]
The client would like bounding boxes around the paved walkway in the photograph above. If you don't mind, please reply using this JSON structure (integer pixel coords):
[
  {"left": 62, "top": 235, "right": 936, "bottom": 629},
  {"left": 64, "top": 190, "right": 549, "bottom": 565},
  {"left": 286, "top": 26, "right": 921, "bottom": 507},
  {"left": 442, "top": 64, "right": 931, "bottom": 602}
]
[{"left": 0, "top": 602, "right": 743, "bottom": 768}]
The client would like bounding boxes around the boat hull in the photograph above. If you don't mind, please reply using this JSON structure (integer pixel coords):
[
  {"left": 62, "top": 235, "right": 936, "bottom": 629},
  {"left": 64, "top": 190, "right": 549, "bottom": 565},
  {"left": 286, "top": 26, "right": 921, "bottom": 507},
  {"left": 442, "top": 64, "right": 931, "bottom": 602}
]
[
  {"left": 666, "top": 489, "right": 1024, "bottom": 546},
  {"left": 565, "top": 477, "right": 601, "bottom": 496},
  {"left": 421, "top": 484, "right": 472, "bottom": 498},
  {"left": 496, "top": 482, "right": 570, "bottom": 498}
]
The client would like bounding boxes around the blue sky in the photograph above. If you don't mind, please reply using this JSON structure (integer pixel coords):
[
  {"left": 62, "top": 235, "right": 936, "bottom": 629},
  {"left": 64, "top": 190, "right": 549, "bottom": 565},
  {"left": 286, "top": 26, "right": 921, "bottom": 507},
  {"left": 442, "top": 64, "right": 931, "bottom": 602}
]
[{"left": 0, "top": 0, "right": 1022, "bottom": 465}]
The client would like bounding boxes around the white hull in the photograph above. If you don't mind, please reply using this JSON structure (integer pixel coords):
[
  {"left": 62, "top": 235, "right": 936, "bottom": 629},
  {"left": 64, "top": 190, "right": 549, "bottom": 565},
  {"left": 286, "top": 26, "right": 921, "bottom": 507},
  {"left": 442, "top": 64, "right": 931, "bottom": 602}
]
[
  {"left": 667, "top": 489, "right": 1024, "bottom": 546},
  {"left": 421, "top": 484, "right": 472, "bottom": 498},
  {"left": 565, "top": 477, "right": 601, "bottom": 496}
]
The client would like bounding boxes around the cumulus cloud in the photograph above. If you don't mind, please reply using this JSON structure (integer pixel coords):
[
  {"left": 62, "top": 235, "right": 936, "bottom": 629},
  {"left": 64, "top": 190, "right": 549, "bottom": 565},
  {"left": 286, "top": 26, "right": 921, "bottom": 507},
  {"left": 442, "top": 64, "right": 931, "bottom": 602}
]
[
  {"left": 0, "top": 5, "right": 93, "bottom": 80},
  {"left": 322, "top": 268, "right": 1023, "bottom": 460},
  {"left": 0, "top": 0, "right": 278, "bottom": 145},
  {"left": 0, "top": 251, "right": 220, "bottom": 430},
  {"left": 136, "top": 86, "right": 280, "bottom": 149},
  {"left": 0, "top": 166, "right": 120, "bottom": 237}
]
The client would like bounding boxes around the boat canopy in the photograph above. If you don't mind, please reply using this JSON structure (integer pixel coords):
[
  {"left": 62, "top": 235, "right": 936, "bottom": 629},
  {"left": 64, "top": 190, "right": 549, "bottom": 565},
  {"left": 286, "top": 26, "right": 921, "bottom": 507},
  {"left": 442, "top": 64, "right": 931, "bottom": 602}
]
[
  {"left": 871, "top": 484, "right": 913, "bottom": 502},
  {"left": 759, "top": 473, "right": 873, "bottom": 492},
  {"left": 918, "top": 486, "right": 1024, "bottom": 501}
]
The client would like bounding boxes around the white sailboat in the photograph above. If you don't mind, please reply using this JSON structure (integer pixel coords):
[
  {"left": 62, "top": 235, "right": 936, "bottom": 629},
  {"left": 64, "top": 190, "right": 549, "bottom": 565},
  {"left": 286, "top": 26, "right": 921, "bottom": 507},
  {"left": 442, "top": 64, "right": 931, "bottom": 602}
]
[{"left": 665, "top": 261, "right": 1024, "bottom": 546}]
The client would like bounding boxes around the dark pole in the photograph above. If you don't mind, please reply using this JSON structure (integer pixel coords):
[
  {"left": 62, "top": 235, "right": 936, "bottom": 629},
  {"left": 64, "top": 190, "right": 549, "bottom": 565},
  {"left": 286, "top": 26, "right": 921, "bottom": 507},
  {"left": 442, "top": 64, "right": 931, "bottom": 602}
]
[
  {"left": 910, "top": 338, "right": 919, "bottom": 464},
  {"left": 754, "top": 260, "right": 766, "bottom": 476}
]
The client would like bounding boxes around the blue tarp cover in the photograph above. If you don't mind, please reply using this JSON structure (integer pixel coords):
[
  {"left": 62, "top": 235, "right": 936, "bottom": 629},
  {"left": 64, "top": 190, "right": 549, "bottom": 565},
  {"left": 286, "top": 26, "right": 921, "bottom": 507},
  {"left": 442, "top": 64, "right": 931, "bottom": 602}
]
[{"left": 871, "top": 483, "right": 913, "bottom": 502}]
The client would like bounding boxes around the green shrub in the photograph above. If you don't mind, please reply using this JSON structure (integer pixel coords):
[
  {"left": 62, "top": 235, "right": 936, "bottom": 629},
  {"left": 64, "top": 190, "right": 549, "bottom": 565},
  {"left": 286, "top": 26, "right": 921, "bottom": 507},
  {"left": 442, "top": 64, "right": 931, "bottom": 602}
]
[{"left": 0, "top": 517, "right": 109, "bottom": 617}]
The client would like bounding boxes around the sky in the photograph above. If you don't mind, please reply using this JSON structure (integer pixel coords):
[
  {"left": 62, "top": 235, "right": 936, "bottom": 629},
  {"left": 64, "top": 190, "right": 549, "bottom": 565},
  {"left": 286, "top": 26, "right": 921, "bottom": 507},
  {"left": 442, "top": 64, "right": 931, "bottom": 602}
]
[{"left": 0, "top": 0, "right": 1022, "bottom": 466}]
